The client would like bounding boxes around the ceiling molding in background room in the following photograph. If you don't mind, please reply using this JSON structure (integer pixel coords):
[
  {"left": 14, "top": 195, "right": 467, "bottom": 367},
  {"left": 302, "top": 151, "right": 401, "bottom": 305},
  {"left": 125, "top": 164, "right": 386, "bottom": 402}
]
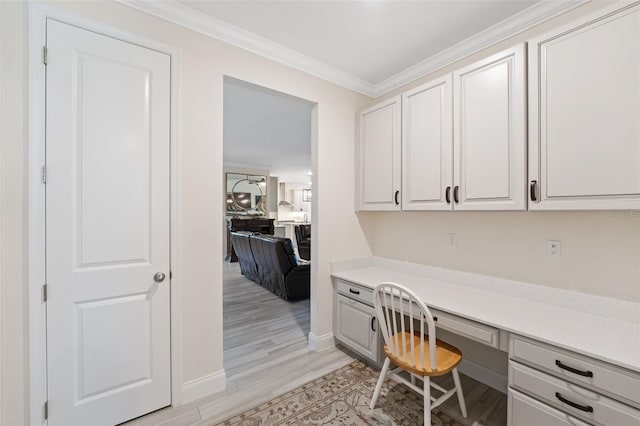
[{"left": 116, "top": 0, "right": 588, "bottom": 98}]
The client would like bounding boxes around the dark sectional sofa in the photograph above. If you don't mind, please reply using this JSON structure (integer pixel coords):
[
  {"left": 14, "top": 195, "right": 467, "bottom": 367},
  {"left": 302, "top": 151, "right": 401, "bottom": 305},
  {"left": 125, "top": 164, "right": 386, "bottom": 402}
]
[
  {"left": 230, "top": 231, "right": 310, "bottom": 301},
  {"left": 294, "top": 224, "right": 311, "bottom": 260}
]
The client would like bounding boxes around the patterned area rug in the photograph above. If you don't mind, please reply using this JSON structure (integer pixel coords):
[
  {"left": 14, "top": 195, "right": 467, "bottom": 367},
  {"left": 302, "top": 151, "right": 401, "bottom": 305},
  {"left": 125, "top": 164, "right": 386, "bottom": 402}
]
[{"left": 216, "top": 360, "right": 464, "bottom": 426}]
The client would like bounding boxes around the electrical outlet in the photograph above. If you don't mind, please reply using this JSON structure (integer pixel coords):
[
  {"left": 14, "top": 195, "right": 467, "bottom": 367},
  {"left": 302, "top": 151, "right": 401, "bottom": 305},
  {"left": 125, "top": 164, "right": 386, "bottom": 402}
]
[
  {"left": 448, "top": 233, "right": 457, "bottom": 248},
  {"left": 547, "top": 240, "right": 561, "bottom": 259}
]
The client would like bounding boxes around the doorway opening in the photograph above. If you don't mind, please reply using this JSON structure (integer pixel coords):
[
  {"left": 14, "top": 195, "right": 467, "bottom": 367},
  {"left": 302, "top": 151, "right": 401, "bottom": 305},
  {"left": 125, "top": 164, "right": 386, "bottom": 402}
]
[{"left": 218, "top": 77, "right": 321, "bottom": 418}]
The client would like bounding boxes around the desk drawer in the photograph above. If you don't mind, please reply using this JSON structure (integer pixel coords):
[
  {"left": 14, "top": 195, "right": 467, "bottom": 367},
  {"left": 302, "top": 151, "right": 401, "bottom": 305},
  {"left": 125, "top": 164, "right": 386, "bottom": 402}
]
[
  {"left": 508, "top": 388, "right": 591, "bottom": 426},
  {"left": 511, "top": 336, "right": 640, "bottom": 407},
  {"left": 432, "top": 308, "right": 500, "bottom": 349},
  {"left": 336, "top": 280, "right": 373, "bottom": 306},
  {"left": 510, "top": 362, "right": 640, "bottom": 426}
]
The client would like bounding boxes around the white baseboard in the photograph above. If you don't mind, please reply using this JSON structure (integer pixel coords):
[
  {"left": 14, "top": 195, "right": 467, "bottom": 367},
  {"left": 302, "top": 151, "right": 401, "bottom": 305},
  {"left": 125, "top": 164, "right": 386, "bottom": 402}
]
[
  {"left": 308, "top": 332, "right": 335, "bottom": 352},
  {"left": 181, "top": 369, "right": 226, "bottom": 404},
  {"left": 458, "top": 359, "right": 507, "bottom": 394}
]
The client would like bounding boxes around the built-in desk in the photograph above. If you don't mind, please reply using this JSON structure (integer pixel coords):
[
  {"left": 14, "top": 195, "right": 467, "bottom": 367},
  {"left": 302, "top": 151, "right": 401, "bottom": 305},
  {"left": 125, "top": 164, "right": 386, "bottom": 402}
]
[{"left": 331, "top": 257, "right": 640, "bottom": 425}]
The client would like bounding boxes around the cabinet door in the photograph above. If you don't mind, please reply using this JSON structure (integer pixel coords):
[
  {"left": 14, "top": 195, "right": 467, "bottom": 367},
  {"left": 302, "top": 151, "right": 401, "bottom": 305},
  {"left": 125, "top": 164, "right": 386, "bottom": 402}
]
[
  {"left": 402, "top": 75, "right": 453, "bottom": 210},
  {"left": 357, "top": 96, "right": 401, "bottom": 211},
  {"left": 335, "top": 294, "right": 379, "bottom": 363},
  {"left": 528, "top": 4, "right": 640, "bottom": 210},
  {"left": 453, "top": 44, "right": 527, "bottom": 211},
  {"left": 508, "top": 389, "right": 591, "bottom": 426}
]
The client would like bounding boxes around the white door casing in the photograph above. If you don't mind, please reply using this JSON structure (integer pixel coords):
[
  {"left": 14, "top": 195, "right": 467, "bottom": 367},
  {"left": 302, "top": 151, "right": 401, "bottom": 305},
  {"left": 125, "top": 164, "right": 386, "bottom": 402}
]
[
  {"left": 46, "top": 19, "right": 171, "bottom": 425},
  {"left": 453, "top": 44, "right": 527, "bottom": 211},
  {"left": 402, "top": 75, "right": 453, "bottom": 211}
]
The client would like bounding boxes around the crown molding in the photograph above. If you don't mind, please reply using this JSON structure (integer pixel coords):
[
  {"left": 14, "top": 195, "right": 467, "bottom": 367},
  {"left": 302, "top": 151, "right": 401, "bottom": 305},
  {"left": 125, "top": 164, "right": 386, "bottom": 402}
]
[
  {"left": 114, "top": 0, "right": 376, "bottom": 97},
  {"left": 116, "top": 0, "right": 589, "bottom": 99},
  {"left": 372, "top": 0, "right": 589, "bottom": 97}
]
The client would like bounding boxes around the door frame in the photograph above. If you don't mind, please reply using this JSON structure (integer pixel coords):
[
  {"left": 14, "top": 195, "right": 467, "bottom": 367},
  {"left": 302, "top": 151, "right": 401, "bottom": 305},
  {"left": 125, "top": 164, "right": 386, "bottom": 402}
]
[{"left": 27, "top": 2, "right": 183, "bottom": 424}]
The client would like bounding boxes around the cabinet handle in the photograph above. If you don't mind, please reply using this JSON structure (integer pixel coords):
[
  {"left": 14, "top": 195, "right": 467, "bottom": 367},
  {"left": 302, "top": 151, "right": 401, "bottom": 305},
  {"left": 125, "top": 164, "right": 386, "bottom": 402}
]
[
  {"left": 394, "top": 190, "right": 400, "bottom": 205},
  {"left": 349, "top": 288, "right": 360, "bottom": 295},
  {"left": 530, "top": 180, "right": 538, "bottom": 202},
  {"left": 555, "top": 392, "right": 593, "bottom": 413},
  {"left": 445, "top": 186, "right": 451, "bottom": 204},
  {"left": 555, "top": 360, "right": 593, "bottom": 378},
  {"left": 453, "top": 186, "right": 459, "bottom": 204},
  {"left": 371, "top": 316, "right": 376, "bottom": 332}
]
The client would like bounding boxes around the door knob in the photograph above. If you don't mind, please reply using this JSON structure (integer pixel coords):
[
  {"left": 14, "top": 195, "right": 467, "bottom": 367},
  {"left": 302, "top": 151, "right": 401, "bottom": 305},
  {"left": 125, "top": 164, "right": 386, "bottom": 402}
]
[{"left": 154, "top": 272, "right": 166, "bottom": 283}]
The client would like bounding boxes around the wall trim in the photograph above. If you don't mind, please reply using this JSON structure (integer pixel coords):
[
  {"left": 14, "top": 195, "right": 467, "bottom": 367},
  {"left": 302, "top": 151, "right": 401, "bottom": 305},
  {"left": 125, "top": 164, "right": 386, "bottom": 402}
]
[
  {"left": 115, "top": 0, "right": 587, "bottom": 98},
  {"left": 27, "top": 2, "right": 184, "bottom": 423},
  {"left": 458, "top": 359, "right": 508, "bottom": 394},
  {"left": 308, "top": 332, "right": 335, "bottom": 352},
  {"left": 115, "top": 0, "right": 373, "bottom": 96},
  {"left": 372, "top": 0, "right": 588, "bottom": 97},
  {"left": 181, "top": 369, "right": 226, "bottom": 404}
]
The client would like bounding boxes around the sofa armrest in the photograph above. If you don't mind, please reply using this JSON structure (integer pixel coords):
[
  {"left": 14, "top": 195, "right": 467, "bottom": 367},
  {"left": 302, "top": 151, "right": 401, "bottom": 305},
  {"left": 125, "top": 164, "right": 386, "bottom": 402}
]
[{"left": 284, "top": 264, "right": 311, "bottom": 300}]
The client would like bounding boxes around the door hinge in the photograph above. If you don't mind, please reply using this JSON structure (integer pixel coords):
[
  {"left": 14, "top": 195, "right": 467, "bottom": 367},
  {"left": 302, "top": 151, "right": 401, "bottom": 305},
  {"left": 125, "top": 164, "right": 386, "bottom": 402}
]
[
  {"left": 43, "top": 46, "right": 48, "bottom": 65},
  {"left": 44, "top": 401, "right": 48, "bottom": 420},
  {"left": 169, "top": 271, "right": 172, "bottom": 279},
  {"left": 41, "top": 165, "right": 47, "bottom": 184},
  {"left": 43, "top": 284, "right": 48, "bottom": 302}
]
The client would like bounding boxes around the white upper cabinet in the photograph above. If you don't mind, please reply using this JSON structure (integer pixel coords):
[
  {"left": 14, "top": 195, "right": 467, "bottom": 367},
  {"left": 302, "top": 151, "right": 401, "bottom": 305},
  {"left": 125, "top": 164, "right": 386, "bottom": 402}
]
[
  {"left": 528, "top": 3, "right": 640, "bottom": 210},
  {"left": 402, "top": 75, "right": 453, "bottom": 211},
  {"left": 357, "top": 96, "right": 401, "bottom": 211},
  {"left": 453, "top": 44, "right": 527, "bottom": 211}
]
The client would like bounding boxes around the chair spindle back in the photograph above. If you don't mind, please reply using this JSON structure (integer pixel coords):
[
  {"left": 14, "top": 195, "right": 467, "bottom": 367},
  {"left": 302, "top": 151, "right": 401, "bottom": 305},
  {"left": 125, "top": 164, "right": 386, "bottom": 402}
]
[{"left": 373, "top": 282, "right": 438, "bottom": 371}]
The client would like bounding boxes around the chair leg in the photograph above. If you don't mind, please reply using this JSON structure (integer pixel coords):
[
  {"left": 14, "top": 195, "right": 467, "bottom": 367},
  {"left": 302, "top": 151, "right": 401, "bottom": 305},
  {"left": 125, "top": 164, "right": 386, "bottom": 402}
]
[
  {"left": 369, "top": 357, "right": 391, "bottom": 409},
  {"left": 452, "top": 368, "right": 467, "bottom": 418},
  {"left": 424, "top": 376, "right": 431, "bottom": 425}
]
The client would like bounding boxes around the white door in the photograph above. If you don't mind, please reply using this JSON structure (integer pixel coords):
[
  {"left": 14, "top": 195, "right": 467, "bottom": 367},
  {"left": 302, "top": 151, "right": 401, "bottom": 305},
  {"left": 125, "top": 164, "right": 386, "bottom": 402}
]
[
  {"left": 46, "top": 20, "right": 171, "bottom": 425},
  {"left": 528, "top": 3, "right": 640, "bottom": 210},
  {"left": 453, "top": 44, "right": 527, "bottom": 211},
  {"left": 402, "top": 75, "right": 453, "bottom": 211},
  {"left": 357, "top": 96, "right": 402, "bottom": 211}
]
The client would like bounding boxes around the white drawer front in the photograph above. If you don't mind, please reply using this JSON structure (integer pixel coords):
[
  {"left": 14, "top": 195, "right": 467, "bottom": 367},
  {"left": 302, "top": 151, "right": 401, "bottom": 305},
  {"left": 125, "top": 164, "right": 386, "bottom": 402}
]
[
  {"left": 510, "top": 362, "right": 640, "bottom": 426},
  {"left": 432, "top": 308, "right": 500, "bottom": 349},
  {"left": 336, "top": 279, "right": 373, "bottom": 306},
  {"left": 508, "top": 389, "right": 591, "bottom": 426},
  {"left": 511, "top": 336, "right": 640, "bottom": 406}
]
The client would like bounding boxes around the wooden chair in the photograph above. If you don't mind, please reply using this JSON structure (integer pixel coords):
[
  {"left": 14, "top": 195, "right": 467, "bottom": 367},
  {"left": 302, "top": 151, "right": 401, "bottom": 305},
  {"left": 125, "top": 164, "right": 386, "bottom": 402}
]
[{"left": 369, "top": 282, "right": 467, "bottom": 424}]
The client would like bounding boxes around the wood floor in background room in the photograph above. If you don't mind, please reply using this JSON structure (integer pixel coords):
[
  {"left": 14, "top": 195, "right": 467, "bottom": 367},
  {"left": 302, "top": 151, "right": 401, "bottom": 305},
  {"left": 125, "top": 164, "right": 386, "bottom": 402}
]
[{"left": 123, "top": 262, "right": 507, "bottom": 426}]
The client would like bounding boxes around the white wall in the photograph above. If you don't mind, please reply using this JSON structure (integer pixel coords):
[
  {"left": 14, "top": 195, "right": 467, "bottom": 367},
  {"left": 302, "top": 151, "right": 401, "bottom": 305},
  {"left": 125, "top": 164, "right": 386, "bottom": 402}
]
[
  {"left": 0, "top": 1, "right": 372, "bottom": 424},
  {"left": 359, "top": 1, "right": 640, "bottom": 304},
  {"left": 0, "top": 3, "right": 28, "bottom": 424}
]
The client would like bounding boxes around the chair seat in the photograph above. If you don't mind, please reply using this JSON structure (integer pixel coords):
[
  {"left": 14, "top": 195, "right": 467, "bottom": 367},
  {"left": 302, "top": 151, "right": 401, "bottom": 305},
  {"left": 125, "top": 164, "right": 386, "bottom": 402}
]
[{"left": 384, "top": 332, "right": 462, "bottom": 377}]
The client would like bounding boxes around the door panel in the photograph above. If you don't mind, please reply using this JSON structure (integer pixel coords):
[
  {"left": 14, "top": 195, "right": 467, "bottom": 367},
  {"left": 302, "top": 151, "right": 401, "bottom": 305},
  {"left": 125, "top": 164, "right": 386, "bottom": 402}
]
[
  {"left": 77, "top": 54, "right": 152, "bottom": 267},
  {"left": 453, "top": 44, "right": 527, "bottom": 210},
  {"left": 46, "top": 19, "right": 171, "bottom": 426},
  {"left": 402, "top": 75, "right": 453, "bottom": 211},
  {"left": 528, "top": 4, "right": 640, "bottom": 209},
  {"left": 358, "top": 96, "right": 401, "bottom": 211}
]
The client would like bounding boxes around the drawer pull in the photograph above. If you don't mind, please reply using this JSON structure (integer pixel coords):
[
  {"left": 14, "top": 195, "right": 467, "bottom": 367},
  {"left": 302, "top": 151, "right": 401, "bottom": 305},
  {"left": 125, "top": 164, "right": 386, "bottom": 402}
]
[
  {"left": 555, "top": 392, "right": 593, "bottom": 413},
  {"left": 555, "top": 360, "right": 594, "bottom": 378},
  {"left": 349, "top": 288, "right": 360, "bottom": 295},
  {"left": 371, "top": 316, "right": 376, "bottom": 332}
]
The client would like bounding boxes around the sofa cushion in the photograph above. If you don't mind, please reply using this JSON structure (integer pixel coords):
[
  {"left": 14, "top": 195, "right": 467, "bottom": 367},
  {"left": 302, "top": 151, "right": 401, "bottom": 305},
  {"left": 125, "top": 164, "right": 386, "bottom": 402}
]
[{"left": 230, "top": 231, "right": 260, "bottom": 282}]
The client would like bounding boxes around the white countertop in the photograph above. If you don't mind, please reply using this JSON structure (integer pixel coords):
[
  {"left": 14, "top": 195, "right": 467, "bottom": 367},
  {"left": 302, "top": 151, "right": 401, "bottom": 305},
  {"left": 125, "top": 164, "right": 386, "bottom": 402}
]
[{"left": 331, "top": 257, "right": 640, "bottom": 373}]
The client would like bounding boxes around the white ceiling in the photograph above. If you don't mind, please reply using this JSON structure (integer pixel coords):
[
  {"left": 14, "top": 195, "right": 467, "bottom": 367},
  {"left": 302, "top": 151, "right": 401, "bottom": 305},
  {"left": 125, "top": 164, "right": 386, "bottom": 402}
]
[
  {"left": 181, "top": 0, "right": 537, "bottom": 85},
  {"left": 120, "top": 0, "right": 584, "bottom": 96},
  {"left": 224, "top": 78, "right": 313, "bottom": 184}
]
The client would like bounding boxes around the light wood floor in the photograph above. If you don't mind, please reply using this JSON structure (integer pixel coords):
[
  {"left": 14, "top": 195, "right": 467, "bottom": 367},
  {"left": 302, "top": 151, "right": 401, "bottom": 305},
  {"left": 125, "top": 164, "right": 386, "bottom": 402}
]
[{"left": 124, "top": 262, "right": 507, "bottom": 426}]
